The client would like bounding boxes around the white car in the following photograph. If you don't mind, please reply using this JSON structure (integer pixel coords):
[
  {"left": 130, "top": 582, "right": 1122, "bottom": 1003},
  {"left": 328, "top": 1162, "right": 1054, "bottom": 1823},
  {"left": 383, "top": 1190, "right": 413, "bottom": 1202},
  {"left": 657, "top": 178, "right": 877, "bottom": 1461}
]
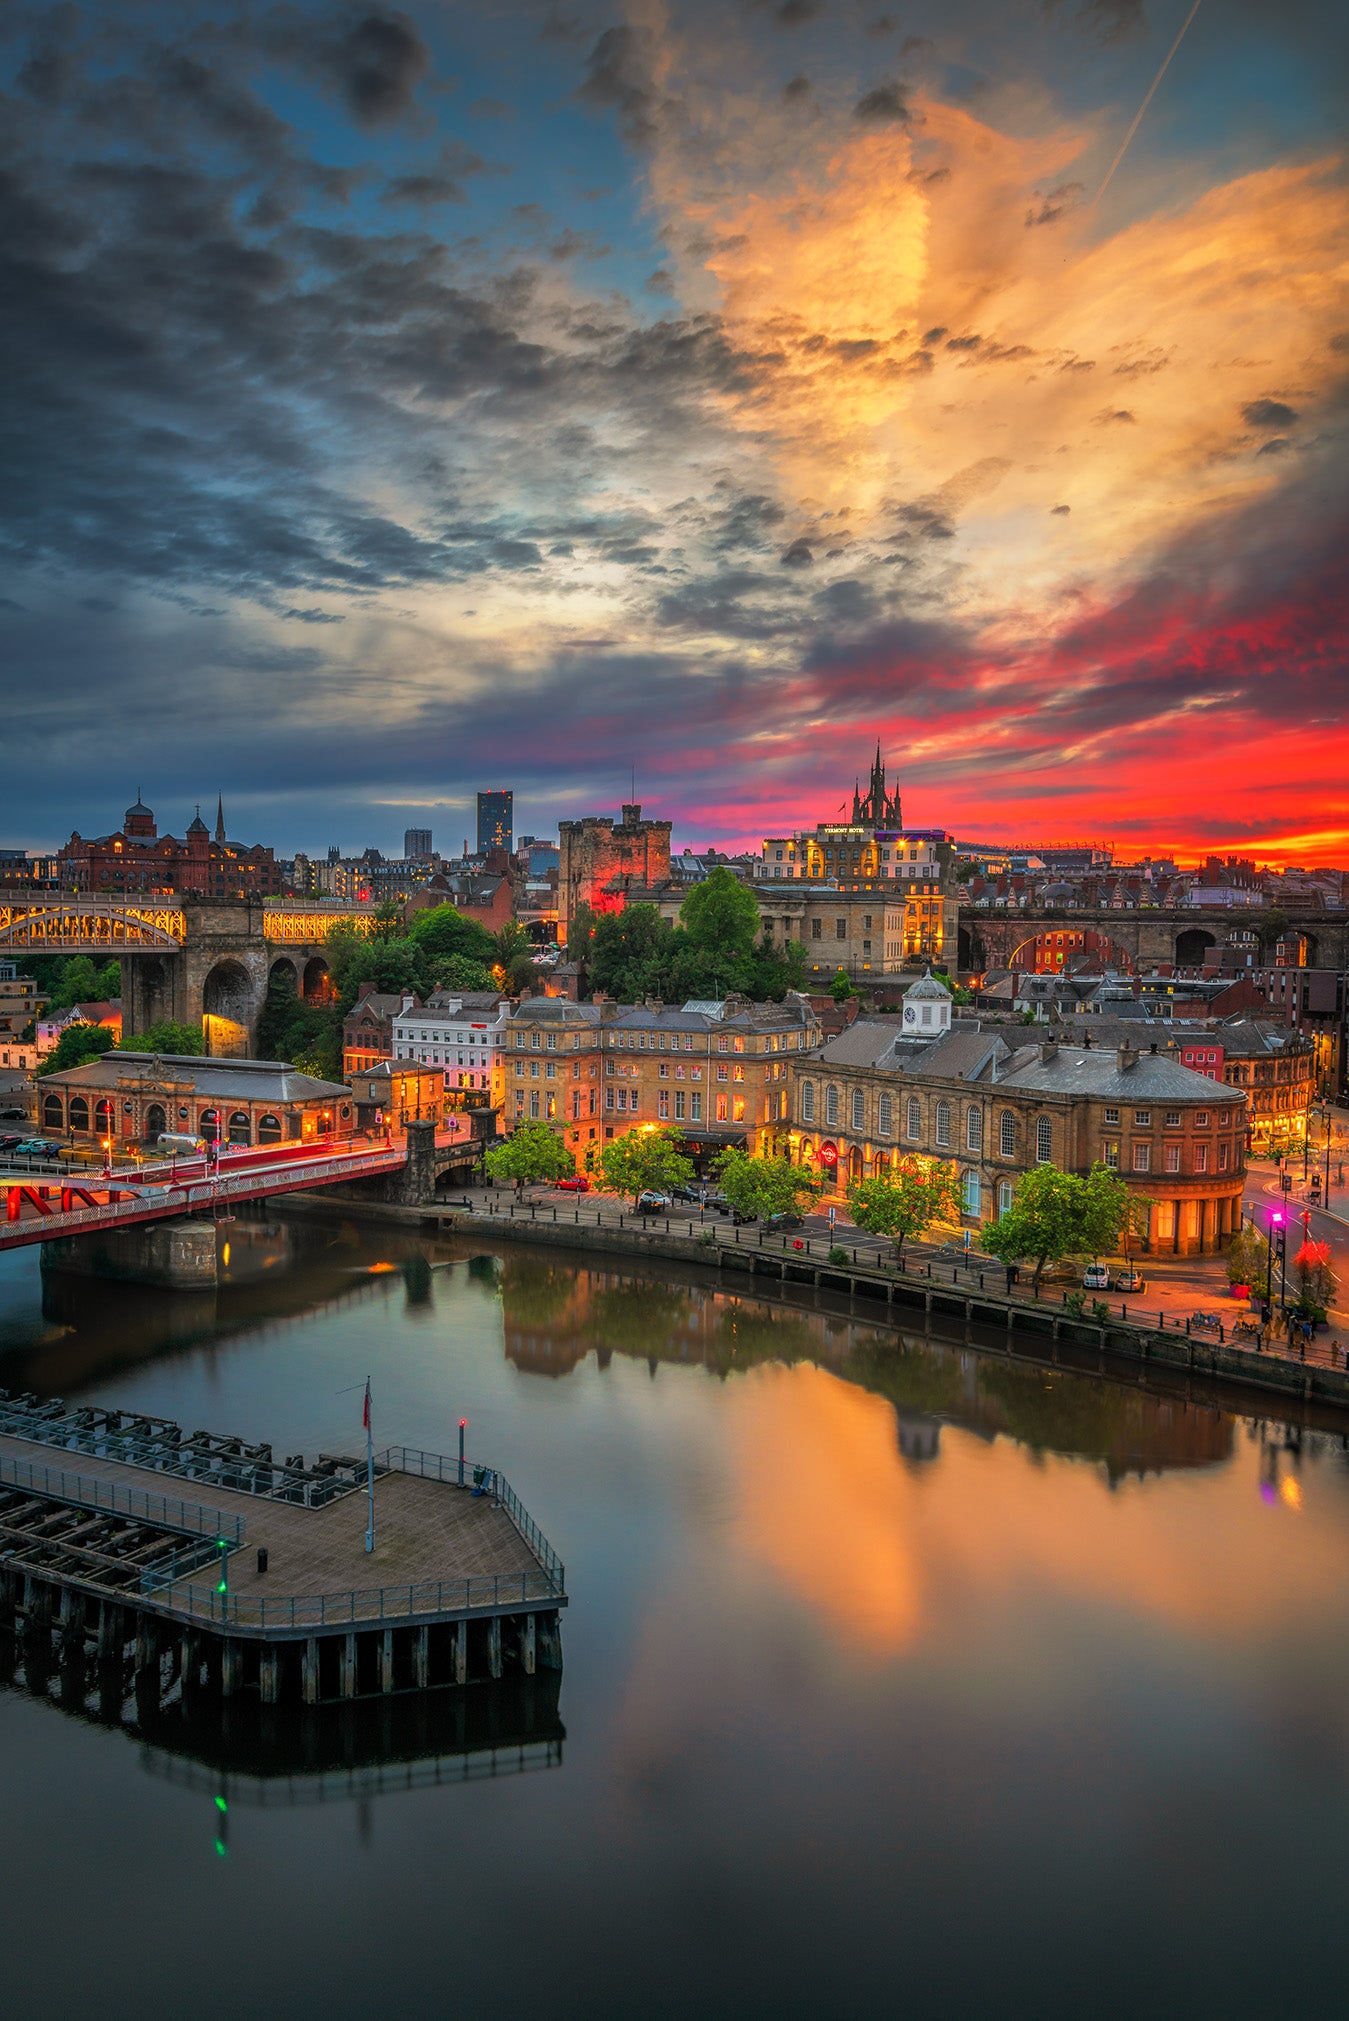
[{"left": 1083, "top": 1263, "right": 1111, "bottom": 1291}]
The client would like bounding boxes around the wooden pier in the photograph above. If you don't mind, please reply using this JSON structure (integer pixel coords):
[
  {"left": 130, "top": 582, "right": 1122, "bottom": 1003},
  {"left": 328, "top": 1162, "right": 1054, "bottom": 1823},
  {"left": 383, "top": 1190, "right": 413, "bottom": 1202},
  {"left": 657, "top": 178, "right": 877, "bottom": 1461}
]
[{"left": 0, "top": 1391, "right": 566, "bottom": 1711}]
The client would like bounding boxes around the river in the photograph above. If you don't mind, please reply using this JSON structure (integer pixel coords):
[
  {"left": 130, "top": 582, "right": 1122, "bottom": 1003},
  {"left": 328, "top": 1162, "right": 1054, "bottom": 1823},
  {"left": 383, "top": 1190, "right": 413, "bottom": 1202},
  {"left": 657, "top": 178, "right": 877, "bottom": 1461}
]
[{"left": 2, "top": 1208, "right": 1348, "bottom": 2020}]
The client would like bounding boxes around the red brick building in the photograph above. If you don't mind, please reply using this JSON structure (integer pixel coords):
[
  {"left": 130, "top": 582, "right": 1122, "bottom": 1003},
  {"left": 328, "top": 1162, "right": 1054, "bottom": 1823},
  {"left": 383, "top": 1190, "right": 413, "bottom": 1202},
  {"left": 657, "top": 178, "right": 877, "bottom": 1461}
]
[
  {"left": 59, "top": 796, "right": 277, "bottom": 898},
  {"left": 557, "top": 804, "right": 672, "bottom": 936}
]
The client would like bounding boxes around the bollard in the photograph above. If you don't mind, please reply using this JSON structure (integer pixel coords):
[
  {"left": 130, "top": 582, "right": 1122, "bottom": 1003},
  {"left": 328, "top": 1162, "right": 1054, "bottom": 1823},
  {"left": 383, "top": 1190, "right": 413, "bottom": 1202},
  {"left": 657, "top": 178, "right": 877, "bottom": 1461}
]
[{"left": 257, "top": 1547, "right": 269, "bottom": 1575}]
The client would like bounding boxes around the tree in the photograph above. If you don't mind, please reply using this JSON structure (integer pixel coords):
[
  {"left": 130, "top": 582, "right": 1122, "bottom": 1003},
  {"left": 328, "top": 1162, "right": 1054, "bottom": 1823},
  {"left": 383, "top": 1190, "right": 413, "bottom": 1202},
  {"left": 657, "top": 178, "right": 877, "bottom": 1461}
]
[
  {"left": 46, "top": 955, "right": 100, "bottom": 1010},
  {"left": 587, "top": 904, "right": 671, "bottom": 1001},
  {"left": 714, "top": 1148, "right": 821, "bottom": 1221},
  {"left": 846, "top": 1156, "right": 963, "bottom": 1267},
  {"left": 407, "top": 903, "right": 495, "bottom": 971},
  {"left": 1292, "top": 1238, "right": 1336, "bottom": 1319},
  {"left": 1225, "top": 1221, "right": 1267, "bottom": 1291},
  {"left": 982, "top": 1162, "right": 1129, "bottom": 1294},
  {"left": 930, "top": 967, "right": 973, "bottom": 1006},
  {"left": 679, "top": 866, "right": 761, "bottom": 959},
  {"left": 566, "top": 902, "right": 597, "bottom": 966},
  {"left": 829, "top": 968, "right": 855, "bottom": 1002},
  {"left": 372, "top": 897, "right": 403, "bottom": 942},
  {"left": 484, "top": 1120, "right": 575, "bottom": 1192},
  {"left": 430, "top": 953, "right": 497, "bottom": 994},
  {"left": 598, "top": 1128, "right": 695, "bottom": 1208},
  {"left": 37, "top": 1023, "right": 117, "bottom": 1077},
  {"left": 492, "top": 921, "right": 530, "bottom": 968},
  {"left": 123, "top": 1019, "right": 203, "bottom": 1056}
]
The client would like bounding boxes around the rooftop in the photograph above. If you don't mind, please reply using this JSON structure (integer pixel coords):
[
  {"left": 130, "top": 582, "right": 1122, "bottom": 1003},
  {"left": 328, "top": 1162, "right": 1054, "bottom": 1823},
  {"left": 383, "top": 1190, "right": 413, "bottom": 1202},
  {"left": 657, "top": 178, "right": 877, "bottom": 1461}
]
[{"left": 41, "top": 1052, "right": 350, "bottom": 1102}]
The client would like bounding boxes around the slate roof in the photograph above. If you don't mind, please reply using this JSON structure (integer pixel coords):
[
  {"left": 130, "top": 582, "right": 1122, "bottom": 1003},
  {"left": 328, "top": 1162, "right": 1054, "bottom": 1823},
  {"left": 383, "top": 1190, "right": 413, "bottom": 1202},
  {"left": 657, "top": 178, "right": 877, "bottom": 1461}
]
[
  {"left": 41, "top": 1053, "right": 350, "bottom": 1102},
  {"left": 994, "top": 1043, "right": 1244, "bottom": 1104}
]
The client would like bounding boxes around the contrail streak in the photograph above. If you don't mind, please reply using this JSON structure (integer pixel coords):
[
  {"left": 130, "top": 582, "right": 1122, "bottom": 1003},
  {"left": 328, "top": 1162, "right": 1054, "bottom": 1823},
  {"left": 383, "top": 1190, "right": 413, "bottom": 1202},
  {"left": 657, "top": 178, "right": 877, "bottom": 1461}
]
[{"left": 1093, "top": 0, "right": 1204, "bottom": 206}]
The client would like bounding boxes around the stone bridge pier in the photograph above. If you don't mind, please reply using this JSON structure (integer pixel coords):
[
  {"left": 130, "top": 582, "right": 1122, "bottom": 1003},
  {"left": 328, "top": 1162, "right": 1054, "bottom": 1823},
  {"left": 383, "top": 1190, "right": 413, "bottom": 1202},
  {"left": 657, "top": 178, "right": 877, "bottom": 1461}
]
[{"left": 122, "top": 902, "right": 338, "bottom": 1056}]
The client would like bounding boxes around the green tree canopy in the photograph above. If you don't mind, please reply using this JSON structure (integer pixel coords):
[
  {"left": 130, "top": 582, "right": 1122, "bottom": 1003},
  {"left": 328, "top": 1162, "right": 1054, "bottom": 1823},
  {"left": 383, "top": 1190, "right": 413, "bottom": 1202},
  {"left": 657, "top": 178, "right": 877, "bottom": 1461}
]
[
  {"left": 598, "top": 1128, "right": 695, "bottom": 1207},
  {"left": 829, "top": 967, "right": 855, "bottom": 1001},
  {"left": 1225, "top": 1221, "right": 1267, "bottom": 1290},
  {"left": 122, "top": 1019, "right": 203, "bottom": 1057},
  {"left": 846, "top": 1156, "right": 963, "bottom": 1266},
  {"left": 714, "top": 1148, "right": 821, "bottom": 1221},
  {"left": 407, "top": 904, "right": 496, "bottom": 970},
  {"left": 981, "top": 1162, "right": 1132, "bottom": 1293},
  {"left": 485, "top": 1120, "right": 575, "bottom": 1191},
  {"left": 679, "top": 866, "right": 761, "bottom": 957},
  {"left": 37, "top": 1023, "right": 118, "bottom": 1077},
  {"left": 587, "top": 905, "right": 670, "bottom": 1000}
]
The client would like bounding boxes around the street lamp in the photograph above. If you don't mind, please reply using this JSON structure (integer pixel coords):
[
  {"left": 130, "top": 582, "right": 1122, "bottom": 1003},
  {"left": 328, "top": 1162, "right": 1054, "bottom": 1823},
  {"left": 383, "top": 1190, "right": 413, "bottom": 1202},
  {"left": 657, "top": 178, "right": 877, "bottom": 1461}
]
[{"left": 1265, "top": 1206, "right": 1286, "bottom": 1320}]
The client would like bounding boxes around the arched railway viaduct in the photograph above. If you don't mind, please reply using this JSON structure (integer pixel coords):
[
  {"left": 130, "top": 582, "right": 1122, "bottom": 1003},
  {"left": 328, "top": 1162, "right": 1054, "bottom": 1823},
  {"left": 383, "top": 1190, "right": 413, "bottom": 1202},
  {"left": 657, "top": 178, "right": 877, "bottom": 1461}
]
[
  {"left": 0, "top": 899, "right": 377, "bottom": 1055},
  {"left": 959, "top": 907, "right": 1347, "bottom": 977}
]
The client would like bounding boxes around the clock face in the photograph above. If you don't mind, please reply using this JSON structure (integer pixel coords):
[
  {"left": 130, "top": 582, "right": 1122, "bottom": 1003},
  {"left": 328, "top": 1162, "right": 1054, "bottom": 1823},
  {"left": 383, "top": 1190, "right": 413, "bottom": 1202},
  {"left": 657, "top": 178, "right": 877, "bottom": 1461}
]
[{"left": 904, "top": 1005, "right": 916, "bottom": 1023}]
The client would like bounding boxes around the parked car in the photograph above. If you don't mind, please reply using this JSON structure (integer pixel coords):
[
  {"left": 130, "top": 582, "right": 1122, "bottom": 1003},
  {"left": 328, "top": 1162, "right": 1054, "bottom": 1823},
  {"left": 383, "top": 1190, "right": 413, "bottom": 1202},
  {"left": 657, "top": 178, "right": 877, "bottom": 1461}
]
[
  {"left": 765, "top": 1212, "right": 805, "bottom": 1232},
  {"left": 1115, "top": 1268, "right": 1147, "bottom": 1294},
  {"left": 1083, "top": 1263, "right": 1111, "bottom": 1291},
  {"left": 552, "top": 1175, "right": 590, "bottom": 1192},
  {"left": 636, "top": 1191, "right": 672, "bottom": 1213},
  {"left": 700, "top": 1191, "right": 735, "bottom": 1216},
  {"left": 672, "top": 1183, "right": 706, "bottom": 1205},
  {"left": 0, "top": 1134, "right": 22, "bottom": 1151}
]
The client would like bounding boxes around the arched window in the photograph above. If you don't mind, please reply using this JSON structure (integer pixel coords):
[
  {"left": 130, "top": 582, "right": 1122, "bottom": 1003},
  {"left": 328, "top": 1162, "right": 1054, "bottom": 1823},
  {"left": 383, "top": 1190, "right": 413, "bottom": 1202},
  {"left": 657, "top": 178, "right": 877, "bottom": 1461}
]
[
  {"left": 825, "top": 1084, "right": 839, "bottom": 1127},
  {"left": 802, "top": 1080, "right": 816, "bottom": 1124},
  {"left": 850, "top": 1087, "right": 865, "bottom": 1134},
  {"left": 966, "top": 1107, "right": 982, "bottom": 1152},
  {"left": 962, "top": 1170, "right": 981, "bottom": 1215},
  {"left": 68, "top": 1096, "right": 89, "bottom": 1131},
  {"left": 42, "top": 1093, "right": 63, "bottom": 1131},
  {"left": 998, "top": 1179, "right": 1015, "bottom": 1216},
  {"left": 906, "top": 1096, "right": 921, "bottom": 1141},
  {"left": 935, "top": 1100, "right": 951, "bottom": 1148},
  {"left": 228, "top": 1110, "right": 251, "bottom": 1144},
  {"left": 1036, "top": 1116, "right": 1053, "bottom": 1164},
  {"left": 144, "top": 1103, "right": 166, "bottom": 1140},
  {"left": 94, "top": 1098, "right": 115, "bottom": 1136},
  {"left": 877, "top": 1093, "right": 892, "bottom": 1138},
  {"left": 1000, "top": 1111, "right": 1017, "bottom": 1158},
  {"left": 257, "top": 1113, "right": 282, "bottom": 1144},
  {"left": 200, "top": 1109, "right": 221, "bottom": 1143}
]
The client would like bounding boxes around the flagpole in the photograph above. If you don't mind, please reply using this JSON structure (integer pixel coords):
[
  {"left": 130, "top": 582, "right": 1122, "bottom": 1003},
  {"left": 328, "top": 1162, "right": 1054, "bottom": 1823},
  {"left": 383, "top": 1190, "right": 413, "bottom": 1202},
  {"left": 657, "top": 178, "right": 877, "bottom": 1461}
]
[{"left": 364, "top": 1376, "right": 375, "bottom": 1553}]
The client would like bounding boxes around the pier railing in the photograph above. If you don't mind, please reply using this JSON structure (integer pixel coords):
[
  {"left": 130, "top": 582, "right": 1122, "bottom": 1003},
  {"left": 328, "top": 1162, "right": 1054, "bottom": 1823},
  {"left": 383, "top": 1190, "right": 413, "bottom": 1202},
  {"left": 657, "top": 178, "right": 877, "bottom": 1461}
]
[
  {"left": 166, "top": 1567, "right": 564, "bottom": 1632},
  {"left": 382, "top": 1444, "right": 566, "bottom": 1592},
  {"left": 0, "top": 1451, "right": 245, "bottom": 1545}
]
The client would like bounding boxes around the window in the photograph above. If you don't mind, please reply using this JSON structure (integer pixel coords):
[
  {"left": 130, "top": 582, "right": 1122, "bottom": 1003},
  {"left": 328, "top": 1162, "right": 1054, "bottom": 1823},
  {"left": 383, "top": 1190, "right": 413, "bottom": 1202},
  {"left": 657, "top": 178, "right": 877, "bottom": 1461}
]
[
  {"left": 935, "top": 1101, "right": 951, "bottom": 1148},
  {"left": 1104, "top": 1106, "right": 1119, "bottom": 1125},
  {"left": 659, "top": 1062, "right": 669, "bottom": 1079},
  {"left": 962, "top": 1170, "right": 981, "bottom": 1215},
  {"left": 1036, "top": 1117, "right": 1053, "bottom": 1164},
  {"left": 675, "top": 1090, "right": 686, "bottom": 1120},
  {"left": 716, "top": 1065, "right": 728, "bottom": 1082},
  {"left": 998, "top": 1179, "right": 1014, "bottom": 1215},
  {"left": 1103, "top": 1140, "right": 1120, "bottom": 1169},
  {"left": 733, "top": 1097, "right": 746, "bottom": 1123},
  {"left": 907, "top": 1096, "right": 921, "bottom": 1141},
  {"left": 825, "top": 1084, "right": 839, "bottom": 1126},
  {"left": 836, "top": 918, "right": 847, "bottom": 940},
  {"left": 1195, "top": 1111, "right": 1209, "bottom": 1128},
  {"left": 802, "top": 1080, "right": 816, "bottom": 1124},
  {"left": 531, "top": 1031, "right": 540, "bottom": 1049},
  {"left": 1164, "top": 1144, "right": 1181, "bottom": 1173},
  {"left": 529, "top": 1092, "right": 540, "bottom": 1119},
  {"left": 257, "top": 1113, "right": 282, "bottom": 1143},
  {"left": 716, "top": 1093, "right": 728, "bottom": 1121},
  {"left": 1132, "top": 1143, "right": 1151, "bottom": 1172},
  {"left": 1218, "top": 1141, "right": 1230, "bottom": 1171},
  {"left": 851, "top": 1087, "right": 865, "bottom": 1133},
  {"left": 717, "top": 1036, "right": 728, "bottom": 1053},
  {"left": 811, "top": 919, "right": 822, "bottom": 941},
  {"left": 733, "top": 1064, "right": 744, "bottom": 1082},
  {"left": 1000, "top": 1112, "right": 1016, "bottom": 1158},
  {"left": 878, "top": 1093, "right": 892, "bottom": 1138},
  {"left": 966, "top": 1107, "right": 982, "bottom": 1153},
  {"left": 1194, "top": 1144, "right": 1208, "bottom": 1172},
  {"left": 1134, "top": 1110, "right": 1151, "bottom": 1126},
  {"left": 691, "top": 1093, "right": 702, "bottom": 1121},
  {"left": 1165, "top": 1110, "right": 1181, "bottom": 1127}
]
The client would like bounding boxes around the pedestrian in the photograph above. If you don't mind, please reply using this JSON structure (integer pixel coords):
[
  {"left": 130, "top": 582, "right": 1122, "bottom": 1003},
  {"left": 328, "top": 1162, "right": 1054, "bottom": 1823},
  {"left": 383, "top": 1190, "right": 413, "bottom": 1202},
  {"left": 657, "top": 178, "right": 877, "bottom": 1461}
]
[{"left": 1331, "top": 1339, "right": 1341, "bottom": 1366}]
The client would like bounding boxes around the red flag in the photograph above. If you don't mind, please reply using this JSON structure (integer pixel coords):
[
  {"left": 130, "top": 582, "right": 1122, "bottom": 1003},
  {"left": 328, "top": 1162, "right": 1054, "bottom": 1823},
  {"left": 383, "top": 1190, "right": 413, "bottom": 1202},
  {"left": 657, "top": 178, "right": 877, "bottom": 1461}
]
[{"left": 362, "top": 1379, "right": 371, "bottom": 1430}]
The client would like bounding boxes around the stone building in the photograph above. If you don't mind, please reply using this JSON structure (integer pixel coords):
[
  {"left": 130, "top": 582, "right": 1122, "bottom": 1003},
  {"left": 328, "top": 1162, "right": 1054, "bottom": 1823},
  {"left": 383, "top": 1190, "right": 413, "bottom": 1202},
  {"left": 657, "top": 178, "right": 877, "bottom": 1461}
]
[
  {"left": 502, "top": 993, "right": 822, "bottom": 1170},
  {"left": 59, "top": 796, "right": 277, "bottom": 899},
  {"left": 557, "top": 804, "right": 672, "bottom": 936},
  {"left": 38, "top": 1053, "right": 354, "bottom": 1149},
  {"left": 349, "top": 1060, "right": 445, "bottom": 1132},
  {"left": 787, "top": 976, "right": 1246, "bottom": 1255},
  {"left": 342, "top": 987, "right": 417, "bottom": 1077}
]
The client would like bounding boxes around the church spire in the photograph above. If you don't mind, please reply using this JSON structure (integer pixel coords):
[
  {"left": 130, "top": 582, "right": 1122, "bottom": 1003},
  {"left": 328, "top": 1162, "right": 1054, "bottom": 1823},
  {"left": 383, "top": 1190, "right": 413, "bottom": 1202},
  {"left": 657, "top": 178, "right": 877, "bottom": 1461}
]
[{"left": 215, "top": 793, "right": 226, "bottom": 844}]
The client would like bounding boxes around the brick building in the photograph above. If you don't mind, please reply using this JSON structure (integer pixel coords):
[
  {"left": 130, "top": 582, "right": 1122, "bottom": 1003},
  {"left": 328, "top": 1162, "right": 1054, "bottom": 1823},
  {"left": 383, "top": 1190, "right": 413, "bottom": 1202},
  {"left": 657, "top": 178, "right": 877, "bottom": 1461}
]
[
  {"left": 38, "top": 1053, "right": 354, "bottom": 1148},
  {"left": 342, "top": 987, "right": 417, "bottom": 1077},
  {"left": 557, "top": 804, "right": 672, "bottom": 936},
  {"left": 59, "top": 796, "right": 277, "bottom": 899}
]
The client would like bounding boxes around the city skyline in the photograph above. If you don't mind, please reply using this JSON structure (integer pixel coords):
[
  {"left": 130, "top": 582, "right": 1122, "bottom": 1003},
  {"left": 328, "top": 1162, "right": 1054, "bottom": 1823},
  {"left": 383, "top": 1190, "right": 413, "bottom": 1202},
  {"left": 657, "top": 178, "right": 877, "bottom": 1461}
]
[{"left": 2, "top": 1, "right": 1345, "bottom": 859}]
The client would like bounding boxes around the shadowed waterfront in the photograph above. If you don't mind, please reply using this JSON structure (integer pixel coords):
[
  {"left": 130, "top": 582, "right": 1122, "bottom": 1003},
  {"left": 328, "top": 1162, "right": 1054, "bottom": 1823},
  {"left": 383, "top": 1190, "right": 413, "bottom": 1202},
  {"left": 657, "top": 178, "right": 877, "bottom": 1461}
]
[{"left": 1, "top": 1213, "right": 1348, "bottom": 2020}]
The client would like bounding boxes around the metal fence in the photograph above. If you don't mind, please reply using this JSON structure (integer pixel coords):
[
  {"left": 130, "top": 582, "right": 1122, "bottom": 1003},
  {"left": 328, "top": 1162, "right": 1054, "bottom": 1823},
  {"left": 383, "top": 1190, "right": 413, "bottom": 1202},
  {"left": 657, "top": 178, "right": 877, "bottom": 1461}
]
[
  {"left": 0, "top": 1450, "right": 245, "bottom": 1543},
  {"left": 384, "top": 1444, "right": 566, "bottom": 1591},
  {"left": 166, "top": 1567, "right": 563, "bottom": 1632}
]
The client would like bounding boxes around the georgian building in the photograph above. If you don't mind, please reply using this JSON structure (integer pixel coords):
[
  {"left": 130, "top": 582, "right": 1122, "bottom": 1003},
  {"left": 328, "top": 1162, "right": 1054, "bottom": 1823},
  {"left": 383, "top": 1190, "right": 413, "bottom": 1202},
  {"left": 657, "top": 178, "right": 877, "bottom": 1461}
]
[
  {"left": 502, "top": 992, "right": 822, "bottom": 1170},
  {"left": 58, "top": 796, "right": 277, "bottom": 899},
  {"left": 787, "top": 976, "right": 1246, "bottom": 1256},
  {"left": 392, "top": 992, "right": 510, "bottom": 1099}
]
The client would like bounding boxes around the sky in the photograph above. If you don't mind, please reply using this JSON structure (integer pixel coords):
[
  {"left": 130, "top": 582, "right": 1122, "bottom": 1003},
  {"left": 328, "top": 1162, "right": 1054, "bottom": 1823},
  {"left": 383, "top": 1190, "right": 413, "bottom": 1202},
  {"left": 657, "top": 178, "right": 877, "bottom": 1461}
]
[{"left": 1, "top": 0, "right": 1346, "bottom": 862}]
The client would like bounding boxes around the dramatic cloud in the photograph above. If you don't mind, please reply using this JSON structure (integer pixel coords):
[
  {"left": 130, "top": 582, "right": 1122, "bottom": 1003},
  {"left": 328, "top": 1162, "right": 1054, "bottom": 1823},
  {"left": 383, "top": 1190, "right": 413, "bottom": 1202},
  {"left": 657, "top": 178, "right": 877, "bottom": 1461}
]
[{"left": 0, "top": 0, "right": 1346, "bottom": 860}]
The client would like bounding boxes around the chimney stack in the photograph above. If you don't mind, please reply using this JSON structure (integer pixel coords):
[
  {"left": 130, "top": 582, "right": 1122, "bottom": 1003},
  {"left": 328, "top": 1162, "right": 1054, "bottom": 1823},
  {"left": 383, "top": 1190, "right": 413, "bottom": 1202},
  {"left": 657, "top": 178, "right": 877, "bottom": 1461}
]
[{"left": 1117, "top": 1042, "right": 1138, "bottom": 1072}]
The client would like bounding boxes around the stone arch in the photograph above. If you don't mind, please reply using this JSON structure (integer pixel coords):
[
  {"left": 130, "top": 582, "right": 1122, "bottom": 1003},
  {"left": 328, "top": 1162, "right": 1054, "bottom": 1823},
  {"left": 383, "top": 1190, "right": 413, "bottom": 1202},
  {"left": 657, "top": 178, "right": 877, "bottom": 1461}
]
[
  {"left": 202, "top": 958, "right": 255, "bottom": 1057},
  {"left": 200, "top": 1107, "right": 221, "bottom": 1143},
  {"left": 268, "top": 955, "right": 300, "bottom": 991},
  {"left": 42, "top": 1092, "right": 64, "bottom": 1131},
  {"left": 1175, "top": 927, "right": 1216, "bottom": 968},
  {"left": 94, "top": 1097, "right": 115, "bottom": 1138},
  {"left": 68, "top": 1095, "right": 90, "bottom": 1132},
  {"left": 144, "top": 1101, "right": 167, "bottom": 1140},
  {"left": 1006, "top": 926, "right": 1136, "bottom": 975},
  {"left": 957, "top": 925, "right": 973, "bottom": 972},
  {"left": 303, "top": 954, "right": 332, "bottom": 1003},
  {"left": 228, "top": 1109, "right": 251, "bottom": 1144}
]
